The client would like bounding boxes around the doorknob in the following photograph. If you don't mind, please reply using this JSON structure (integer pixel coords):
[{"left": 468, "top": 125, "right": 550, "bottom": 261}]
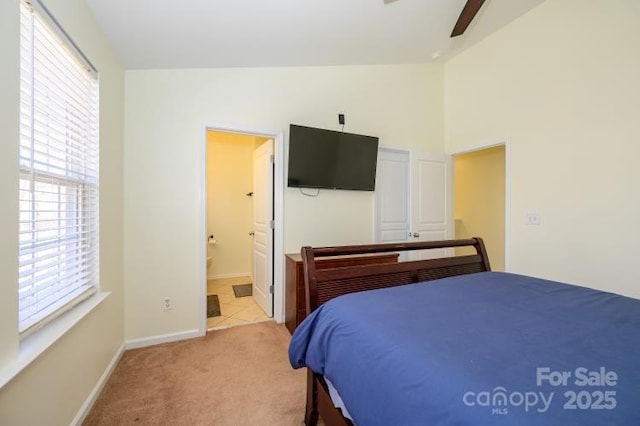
[
  {"left": 413, "top": 232, "right": 420, "bottom": 238},
  {"left": 249, "top": 232, "right": 255, "bottom": 236}
]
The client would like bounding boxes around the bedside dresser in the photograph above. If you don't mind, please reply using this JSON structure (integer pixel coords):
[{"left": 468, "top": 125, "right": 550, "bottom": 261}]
[{"left": 285, "top": 252, "right": 399, "bottom": 334}]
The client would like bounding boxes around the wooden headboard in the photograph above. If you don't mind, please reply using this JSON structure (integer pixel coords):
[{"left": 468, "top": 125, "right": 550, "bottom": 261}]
[{"left": 300, "top": 238, "right": 491, "bottom": 314}]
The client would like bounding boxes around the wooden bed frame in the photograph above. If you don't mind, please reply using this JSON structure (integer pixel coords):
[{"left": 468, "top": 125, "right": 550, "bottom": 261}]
[{"left": 299, "top": 237, "right": 491, "bottom": 426}]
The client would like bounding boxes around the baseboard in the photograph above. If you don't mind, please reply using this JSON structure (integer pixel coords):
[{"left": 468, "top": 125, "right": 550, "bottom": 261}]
[
  {"left": 70, "top": 342, "right": 125, "bottom": 426},
  {"left": 123, "top": 328, "right": 203, "bottom": 350},
  {"left": 207, "top": 272, "right": 252, "bottom": 280}
]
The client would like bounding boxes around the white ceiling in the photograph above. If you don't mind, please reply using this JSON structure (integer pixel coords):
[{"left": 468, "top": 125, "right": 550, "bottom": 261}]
[{"left": 85, "top": 0, "right": 546, "bottom": 70}]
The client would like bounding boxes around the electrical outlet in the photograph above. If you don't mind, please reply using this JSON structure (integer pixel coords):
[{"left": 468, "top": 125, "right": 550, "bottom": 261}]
[{"left": 163, "top": 297, "right": 173, "bottom": 310}]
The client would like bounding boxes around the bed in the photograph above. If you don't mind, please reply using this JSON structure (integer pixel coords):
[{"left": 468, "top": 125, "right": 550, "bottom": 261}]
[{"left": 288, "top": 238, "right": 640, "bottom": 425}]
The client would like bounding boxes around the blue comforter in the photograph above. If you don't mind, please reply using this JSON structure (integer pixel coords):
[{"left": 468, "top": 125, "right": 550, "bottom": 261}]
[{"left": 289, "top": 272, "right": 640, "bottom": 425}]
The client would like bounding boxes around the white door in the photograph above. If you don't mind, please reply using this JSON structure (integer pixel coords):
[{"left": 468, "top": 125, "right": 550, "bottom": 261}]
[
  {"left": 252, "top": 139, "right": 274, "bottom": 316},
  {"left": 375, "top": 148, "right": 453, "bottom": 259},
  {"left": 375, "top": 148, "right": 411, "bottom": 243},
  {"left": 410, "top": 150, "right": 453, "bottom": 260}
]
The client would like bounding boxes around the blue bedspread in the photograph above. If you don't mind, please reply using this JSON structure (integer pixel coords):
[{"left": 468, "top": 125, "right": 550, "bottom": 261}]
[{"left": 289, "top": 272, "right": 640, "bottom": 425}]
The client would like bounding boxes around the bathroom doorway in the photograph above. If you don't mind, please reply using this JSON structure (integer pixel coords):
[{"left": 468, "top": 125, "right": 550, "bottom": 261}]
[{"left": 205, "top": 130, "right": 275, "bottom": 329}]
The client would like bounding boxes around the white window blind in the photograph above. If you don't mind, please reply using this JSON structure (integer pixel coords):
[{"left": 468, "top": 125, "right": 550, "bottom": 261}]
[{"left": 19, "top": 0, "right": 100, "bottom": 334}]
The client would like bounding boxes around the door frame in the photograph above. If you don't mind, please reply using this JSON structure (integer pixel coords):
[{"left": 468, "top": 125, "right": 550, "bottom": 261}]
[
  {"left": 449, "top": 139, "right": 512, "bottom": 271},
  {"left": 198, "top": 124, "right": 285, "bottom": 335}
]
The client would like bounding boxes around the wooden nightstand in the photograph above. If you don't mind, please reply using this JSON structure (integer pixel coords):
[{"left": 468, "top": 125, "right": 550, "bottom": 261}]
[{"left": 284, "top": 252, "right": 399, "bottom": 334}]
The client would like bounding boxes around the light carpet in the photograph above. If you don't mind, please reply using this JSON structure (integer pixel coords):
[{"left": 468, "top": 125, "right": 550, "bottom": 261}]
[{"left": 83, "top": 322, "right": 306, "bottom": 425}]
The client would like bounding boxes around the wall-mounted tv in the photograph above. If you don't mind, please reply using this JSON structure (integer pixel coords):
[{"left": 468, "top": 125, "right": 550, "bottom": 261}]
[{"left": 287, "top": 124, "right": 379, "bottom": 191}]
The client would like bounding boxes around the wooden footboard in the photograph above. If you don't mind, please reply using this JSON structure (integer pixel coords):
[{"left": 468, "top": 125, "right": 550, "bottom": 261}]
[{"left": 299, "top": 237, "right": 491, "bottom": 425}]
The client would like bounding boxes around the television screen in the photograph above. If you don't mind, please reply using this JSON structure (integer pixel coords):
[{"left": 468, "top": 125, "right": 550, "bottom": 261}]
[{"left": 287, "top": 124, "right": 379, "bottom": 191}]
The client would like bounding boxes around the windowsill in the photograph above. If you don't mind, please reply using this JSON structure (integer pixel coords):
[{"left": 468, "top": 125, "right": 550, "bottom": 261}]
[{"left": 0, "top": 291, "right": 110, "bottom": 390}]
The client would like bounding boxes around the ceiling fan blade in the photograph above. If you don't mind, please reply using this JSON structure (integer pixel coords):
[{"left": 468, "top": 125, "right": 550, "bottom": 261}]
[{"left": 450, "top": 0, "right": 486, "bottom": 37}]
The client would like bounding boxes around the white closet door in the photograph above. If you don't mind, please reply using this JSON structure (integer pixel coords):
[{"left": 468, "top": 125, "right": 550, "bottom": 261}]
[
  {"left": 375, "top": 148, "right": 411, "bottom": 243},
  {"left": 375, "top": 147, "right": 453, "bottom": 260},
  {"left": 410, "top": 150, "right": 453, "bottom": 260}
]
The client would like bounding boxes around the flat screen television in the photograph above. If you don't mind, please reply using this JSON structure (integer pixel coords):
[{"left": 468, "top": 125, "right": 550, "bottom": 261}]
[{"left": 287, "top": 124, "right": 379, "bottom": 191}]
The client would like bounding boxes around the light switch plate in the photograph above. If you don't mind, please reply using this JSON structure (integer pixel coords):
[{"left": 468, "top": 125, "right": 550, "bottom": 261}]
[{"left": 526, "top": 213, "right": 541, "bottom": 226}]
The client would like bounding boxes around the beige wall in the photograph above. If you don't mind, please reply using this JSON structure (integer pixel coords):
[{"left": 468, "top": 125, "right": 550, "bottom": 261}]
[
  {"left": 123, "top": 64, "right": 444, "bottom": 340},
  {"left": 207, "top": 131, "right": 255, "bottom": 278},
  {"left": 2, "top": 0, "right": 638, "bottom": 421},
  {"left": 454, "top": 146, "right": 505, "bottom": 271},
  {"left": 445, "top": 0, "right": 640, "bottom": 297},
  {"left": 0, "top": 0, "right": 124, "bottom": 424}
]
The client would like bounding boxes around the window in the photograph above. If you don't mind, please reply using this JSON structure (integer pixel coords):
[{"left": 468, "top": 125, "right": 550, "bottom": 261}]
[{"left": 19, "top": 0, "right": 99, "bottom": 334}]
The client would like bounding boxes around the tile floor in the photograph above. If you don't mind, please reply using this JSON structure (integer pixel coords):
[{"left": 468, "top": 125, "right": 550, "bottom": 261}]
[{"left": 207, "top": 276, "right": 271, "bottom": 330}]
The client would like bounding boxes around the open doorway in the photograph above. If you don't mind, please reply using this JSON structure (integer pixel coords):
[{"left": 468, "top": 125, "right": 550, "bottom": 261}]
[
  {"left": 453, "top": 144, "right": 508, "bottom": 271},
  {"left": 204, "top": 129, "right": 280, "bottom": 330}
]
